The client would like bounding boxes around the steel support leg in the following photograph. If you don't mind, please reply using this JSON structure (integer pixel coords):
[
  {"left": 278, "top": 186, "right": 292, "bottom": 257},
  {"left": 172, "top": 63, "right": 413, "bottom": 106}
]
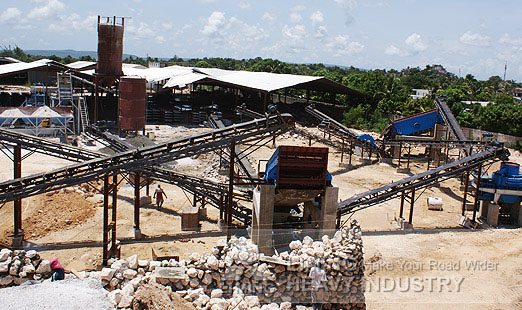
[
  {"left": 134, "top": 171, "right": 141, "bottom": 239},
  {"left": 408, "top": 188, "right": 415, "bottom": 224},
  {"left": 472, "top": 164, "right": 482, "bottom": 222},
  {"left": 111, "top": 173, "right": 118, "bottom": 258},
  {"left": 227, "top": 141, "right": 235, "bottom": 241},
  {"left": 461, "top": 171, "right": 470, "bottom": 216},
  {"left": 13, "top": 144, "right": 23, "bottom": 247},
  {"left": 102, "top": 174, "right": 109, "bottom": 266},
  {"left": 399, "top": 191, "right": 405, "bottom": 219}
]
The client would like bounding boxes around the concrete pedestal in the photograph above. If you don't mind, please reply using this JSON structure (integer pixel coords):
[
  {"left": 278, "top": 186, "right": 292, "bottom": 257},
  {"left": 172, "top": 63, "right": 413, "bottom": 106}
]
[
  {"left": 140, "top": 196, "right": 151, "bottom": 206},
  {"left": 487, "top": 203, "right": 500, "bottom": 227},
  {"left": 338, "top": 162, "right": 353, "bottom": 168},
  {"left": 379, "top": 158, "right": 393, "bottom": 164},
  {"left": 480, "top": 201, "right": 489, "bottom": 219},
  {"left": 134, "top": 229, "right": 142, "bottom": 240},
  {"left": 361, "top": 159, "right": 372, "bottom": 165},
  {"left": 11, "top": 235, "right": 23, "bottom": 249},
  {"left": 198, "top": 207, "right": 207, "bottom": 220},
  {"left": 396, "top": 167, "right": 410, "bottom": 174},
  {"left": 252, "top": 185, "right": 275, "bottom": 256},
  {"left": 181, "top": 207, "right": 199, "bottom": 231},
  {"left": 320, "top": 187, "right": 339, "bottom": 238},
  {"left": 303, "top": 200, "right": 320, "bottom": 230}
]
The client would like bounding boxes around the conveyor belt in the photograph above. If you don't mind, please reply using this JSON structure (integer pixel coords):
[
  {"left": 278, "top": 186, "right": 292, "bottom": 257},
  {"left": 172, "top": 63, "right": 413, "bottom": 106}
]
[
  {"left": 434, "top": 97, "right": 466, "bottom": 141},
  {"left": 0, "top": 114, "right": 294, "bottom": 204},
  {"left": 337, "top": 145, "right": 509, "bottom": 215},
  {"left": 209, "top": 114, "right": 258, "bottom": 184},
  {"left": 86, "top": 128, "right": 253, "bottom": 224},
  {"left": 305, "top": 105, "right": 385, "bottom": 158}
]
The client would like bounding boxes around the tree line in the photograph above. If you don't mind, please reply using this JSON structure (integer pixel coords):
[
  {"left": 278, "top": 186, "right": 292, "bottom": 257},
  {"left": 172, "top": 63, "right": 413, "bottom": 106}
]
[{"left": 2, "top": 47, "right": 522, "bottom": 139}]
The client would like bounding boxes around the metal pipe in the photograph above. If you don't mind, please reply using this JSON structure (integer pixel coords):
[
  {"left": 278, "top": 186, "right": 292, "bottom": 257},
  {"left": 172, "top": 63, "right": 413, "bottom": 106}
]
[
  {"left": 461, "top": 171, "right": 469, "bottom": 216},
  {"left": 399, "top": 191, "right": 405, "bottom": 219}
]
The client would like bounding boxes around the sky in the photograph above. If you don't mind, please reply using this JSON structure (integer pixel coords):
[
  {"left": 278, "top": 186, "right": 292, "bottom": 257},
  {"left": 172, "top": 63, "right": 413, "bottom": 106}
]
[{"left": 1, "top": 0, "right": 522, "bottom": 81}]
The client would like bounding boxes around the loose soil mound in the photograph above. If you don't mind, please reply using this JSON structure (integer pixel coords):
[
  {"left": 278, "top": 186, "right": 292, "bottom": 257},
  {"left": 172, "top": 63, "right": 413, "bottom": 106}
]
[
  {"left": 0, "top": 191, "right": 96, "bottom": 246},
  {"left": 133, "top": 283, "right": 196, "bottom": 310}
]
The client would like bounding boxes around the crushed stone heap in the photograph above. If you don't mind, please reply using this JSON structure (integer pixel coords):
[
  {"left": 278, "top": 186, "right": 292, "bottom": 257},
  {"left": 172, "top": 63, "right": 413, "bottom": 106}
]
[{"left": 0, "top": 220, "right": 365, "bottom": 310}]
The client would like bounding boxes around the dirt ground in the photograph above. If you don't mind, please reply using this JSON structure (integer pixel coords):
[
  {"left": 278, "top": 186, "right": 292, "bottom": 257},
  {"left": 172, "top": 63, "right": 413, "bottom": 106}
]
[{"left": 0, "top": 123, "right": 521, "bottom": 309}]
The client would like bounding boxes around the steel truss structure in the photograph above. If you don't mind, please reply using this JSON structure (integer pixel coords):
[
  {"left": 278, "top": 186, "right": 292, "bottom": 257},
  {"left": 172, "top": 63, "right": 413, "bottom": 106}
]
[
  {"left": 0, "top": 113, "right": 294, "bottom": 204},
  {"left": 337, "top": 145, "right": 510, "bottom": 218}
]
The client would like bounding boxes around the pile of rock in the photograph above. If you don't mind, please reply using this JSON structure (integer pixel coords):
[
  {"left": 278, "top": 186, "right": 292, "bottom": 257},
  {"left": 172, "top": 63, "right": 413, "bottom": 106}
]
[
  {"left": 0, "top": 249, "right": 52, "bottom": 287},
  {"left": 90, "top": 220, "right": 365, "bottom": 309},
  {"left": 0, "top": 220, "right": 365, "bottom": 310}
]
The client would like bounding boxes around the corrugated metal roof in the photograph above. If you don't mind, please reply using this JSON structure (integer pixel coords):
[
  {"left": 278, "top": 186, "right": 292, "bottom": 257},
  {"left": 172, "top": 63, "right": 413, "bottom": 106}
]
[{"left": 0, "top": 59, "right": 68, "bottom": 77}]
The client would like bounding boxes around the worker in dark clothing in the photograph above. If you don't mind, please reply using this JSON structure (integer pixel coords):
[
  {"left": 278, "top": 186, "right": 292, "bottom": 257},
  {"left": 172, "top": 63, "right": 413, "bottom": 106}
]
[
  {"left": 49, "top": 258, "right": 65, "bottom": 281},
  {"left": 153, "top": 185, "right": 167, "bottom": 209}
]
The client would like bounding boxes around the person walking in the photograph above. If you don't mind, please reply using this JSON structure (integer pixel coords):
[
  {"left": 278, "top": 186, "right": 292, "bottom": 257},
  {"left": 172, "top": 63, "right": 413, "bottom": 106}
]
[{"left": 153, "top": 185, "right": 167, "bottom": 209}]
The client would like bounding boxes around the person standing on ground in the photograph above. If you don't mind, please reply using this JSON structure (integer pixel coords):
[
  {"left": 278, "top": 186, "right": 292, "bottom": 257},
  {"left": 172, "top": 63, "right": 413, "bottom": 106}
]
[
  {"left": 49, "top": 258, "right": 65, "bottom": 281},
  {"left": 154, "top": 185, "right": 167, "bottom": 209}
]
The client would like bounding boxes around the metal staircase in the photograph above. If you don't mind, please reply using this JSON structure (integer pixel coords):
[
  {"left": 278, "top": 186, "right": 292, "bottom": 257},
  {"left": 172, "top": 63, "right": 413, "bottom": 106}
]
[{"left": 78, "top": 97, "right": 89, "bottom": 133}]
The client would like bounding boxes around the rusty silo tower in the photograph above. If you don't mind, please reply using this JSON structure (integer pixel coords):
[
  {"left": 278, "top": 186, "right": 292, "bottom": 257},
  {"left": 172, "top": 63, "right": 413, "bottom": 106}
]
[{"left": 94, "top": 16, "right": 124, "bottom": 122}]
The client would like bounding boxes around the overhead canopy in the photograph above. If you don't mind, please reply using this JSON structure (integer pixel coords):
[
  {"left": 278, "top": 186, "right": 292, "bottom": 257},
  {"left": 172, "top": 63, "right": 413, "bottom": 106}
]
[
  {"left": 164, "top": 67, "right": 366, "bottom": 96},
  {"left": 0, "top": 59, "right": 68, "bottom": 77}
]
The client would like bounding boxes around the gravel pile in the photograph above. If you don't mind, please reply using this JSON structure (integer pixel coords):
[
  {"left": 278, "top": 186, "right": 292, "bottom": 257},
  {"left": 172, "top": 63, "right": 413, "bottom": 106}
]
[{"left": 0, "top": 278, "right": 113, "bottom": 310}]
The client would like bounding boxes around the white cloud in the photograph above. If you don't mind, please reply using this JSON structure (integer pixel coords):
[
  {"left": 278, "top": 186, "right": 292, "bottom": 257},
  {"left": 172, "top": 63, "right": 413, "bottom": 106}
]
[
  {"left": 0, "top": 8, "right": 22, "bottom": 24},
  {"left": 333, "top": 0, "right": 358, "bottom": 25},
  {"left": 499, "top": 33, "right": 522, "bottom": 47},
  {"left": 238, "top": 0, "right": 250, "bottom": 9},
  {"left": 361, "top": 1, "right": 389, "bottom": 8},
  {"left": 405, "top": 33, "right": 427, "bottom": 51},
  {"left": 315, "top": 25, "right": 328, "bottom": 39},
  {"left": 459, "top": 31, "right": 491, "bottom": 47},
  {"left": 69, "top": 14, "right": 97, "bottom": 31},
  {"left": 261, "top": 12, "right": 275, "bottom": 22},
  {"left": 201, "top": 11, "right": 226, "bottom": 36},
  {"left": 155, "top": 35, "right": 165, "bottom": 44},
  {"left": 310, "top": 11, "right": 324, "bottom": 25},
  {"left": 282, "top": 24, "right": 307, "bottom": 46},
  {"left": 385, "top": 44, "right": 408, "bottom": 56},
  {"left": 126, "top": 22, "right": 155, "bottom": 39},
  {"left": 291, "top": 5, "right": 306, "bottom": 12},
  {"left": 327, "top": 34, "right": 365, "bottom": 56},
  {"left": 290, "top": 13, "right": 302, "bottom": 23},
  {"left": 28, "top": 0, "right": 66, "bottom": 20}
]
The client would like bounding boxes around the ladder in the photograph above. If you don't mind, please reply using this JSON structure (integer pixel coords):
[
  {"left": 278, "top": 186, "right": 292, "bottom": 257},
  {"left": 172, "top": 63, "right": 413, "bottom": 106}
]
[{"left": 78, "top": 97, "right": 89, "bottom": 132}]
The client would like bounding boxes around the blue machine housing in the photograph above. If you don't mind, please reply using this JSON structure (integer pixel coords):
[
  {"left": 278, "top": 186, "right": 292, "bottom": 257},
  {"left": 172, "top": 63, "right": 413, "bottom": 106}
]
[
  {"left": 389, "top": 109, "right": 444, "bottom": 137},
  {"left": 357, "top": 134, "right": 377, "bottom": 148},
  {"left": 478, "top": 162, "right": 522, "bottom": 204}
]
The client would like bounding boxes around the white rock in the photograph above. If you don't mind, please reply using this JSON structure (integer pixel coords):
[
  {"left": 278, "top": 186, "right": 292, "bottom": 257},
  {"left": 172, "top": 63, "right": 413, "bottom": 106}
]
[
  {"left": 0, "top": 249, "right": 12, "bottom": 262},
  {"left": 185, "top": 288, "right": 204, "bottom": 301},
  {"left": 189, "top": 252, "right": 200, "bottom": 262},
  {"left": 289, "top": 240, "right": 302, "bottom": 250},
  {"left": 207, "top": 255, "right": 218, "bottom": 270},
  {"left": 0, "top": 275, "right": 13, "bottom": 286},
  {"left": 186, "top": 268, "right": 198, "bottom": 278},
  {"left": 118, "top": 294, "right": 133, "bottom": 308},
  {"left": 25, "top": 250, "right": 37, "bottom": 259},
  {"left": 35, "top": 260, "right": 51, "bottom": 274},
  {"left": 244, "top": 296, "right": 260, "bottom": 307},
  {"left": 123, "top": 269, "right": 137, "bottom": 279},
  {"left": 138, "top": 259, "right": 149, "bottom": 268},
  {"left": 280, "top": 301, "right": 292, "bottom": 309},
  {"left": 202, "top": 272, "right": 212, "bottom": 285},
  {"left": 100, "top": 267, "right": 116, "bottom": 281},
  {"left": 194, "top": 294, "right": 210, "bottom": 307},
  {"left": 302, "top": 236, "right": 313, "bottom": 246},
  {"left": 148, "top": 261, "right": 161, "bottom": 271},
  {"left": 121, "top": 282, "right": 135, "bottom": 296},
  {"left": 13, "top": 277, "right": 27, "bottom": 285},
  {"left": 210, "top": 288, "right": 223, "bottom": 298},
  {"left": 0, "top": 257, "right": 11, "bottom": 273},
  {"left": 22, "top": 264, "right": 35, "bottom": 274},
  {"left": 126, "top": 255, "right": 138, "bottom": 270}
]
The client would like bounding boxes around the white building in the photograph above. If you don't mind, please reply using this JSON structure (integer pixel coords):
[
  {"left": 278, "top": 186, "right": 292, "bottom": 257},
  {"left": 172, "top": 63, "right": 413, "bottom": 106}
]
[{"left": 410, "top": 89, "right": 430, "bottom": 100}]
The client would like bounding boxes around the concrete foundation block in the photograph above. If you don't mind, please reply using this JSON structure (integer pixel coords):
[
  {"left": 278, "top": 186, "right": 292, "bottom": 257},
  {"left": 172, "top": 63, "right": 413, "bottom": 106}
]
[
  {"left": 480, "top": 201, "right": 489, "bottom": 218},
  {"left": 379, "top": 158, "right": 393, "bottom": 164},
  {"left": 11, "top": 235, "right": 23, "bottom": 249},
  {"left": 134, "top": 229, "right": 142, "bottom": 240},
  {"left": 487, "top": 203, "right": 500, "bottom": 227},
  {"left": 361, "top": 159, "right": 372, "bottom": 165},
  {"left": 198, "top": 207, "right": 207, "bottom": 220},
  {"left": 320, "top": 187, "right": 339, "bottom": 238},
  {"left": 181, "top": 207, "right": 199, "bottom": 231},
  {"left": 252, "top": 185, "right": 275, "bottom": 256},
  {"left": 396, "top": 167, "right": 410, "bottom": 174},
  {"left": 338, "top": 162, "right": 353, "bottom": 168},
  {"left": 140, "top": 196, "right": 151, "bottom": 206},
  {"left": 399, "top": 218, "right": 413, "bottom": 230}
]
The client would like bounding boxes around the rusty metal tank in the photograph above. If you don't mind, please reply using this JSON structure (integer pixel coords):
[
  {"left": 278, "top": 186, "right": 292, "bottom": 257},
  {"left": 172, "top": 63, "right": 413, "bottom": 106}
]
[
  {"left": 97, "top": 16, "right": 124, "bottom": 87},
  {"left": 119, "top": 76, "right": 146, "bottom": 131}
]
